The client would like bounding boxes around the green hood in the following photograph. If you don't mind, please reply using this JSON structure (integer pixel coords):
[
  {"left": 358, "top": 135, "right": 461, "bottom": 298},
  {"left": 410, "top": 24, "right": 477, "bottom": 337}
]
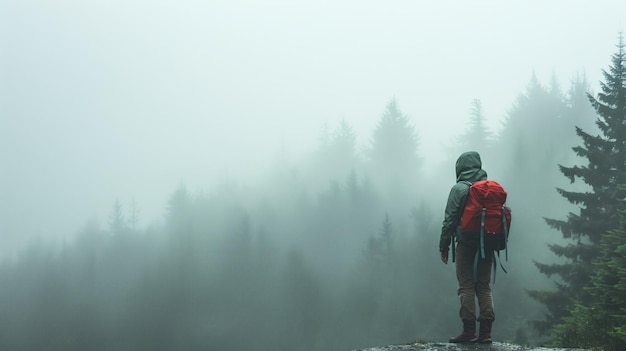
[
  {"left": 455, "top": 151, "right": 487, "bottom": 182},
  {"left": 440, "top": 151, "right": 489, "bottom": 252}
]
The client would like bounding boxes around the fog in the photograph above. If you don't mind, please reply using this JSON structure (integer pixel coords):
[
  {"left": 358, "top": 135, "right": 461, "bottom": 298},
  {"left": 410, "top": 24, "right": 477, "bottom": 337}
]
[
  {"left": 1, "top": 1, "right": 622, "bottom": 247},
  {"left": 0, "top": 0, "right": 624, "bottom": 350}
]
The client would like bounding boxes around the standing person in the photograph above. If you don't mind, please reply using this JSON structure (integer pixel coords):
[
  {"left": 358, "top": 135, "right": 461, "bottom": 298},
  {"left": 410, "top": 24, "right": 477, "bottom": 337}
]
[{"left": 439, "top": 151, "right": 494, "bottom": 344}]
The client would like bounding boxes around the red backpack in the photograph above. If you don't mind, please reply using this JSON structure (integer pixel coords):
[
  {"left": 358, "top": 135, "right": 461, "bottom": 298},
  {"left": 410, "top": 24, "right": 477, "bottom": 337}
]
[{"left": 459, "top": 180, "right": 512, "bottom": 259}]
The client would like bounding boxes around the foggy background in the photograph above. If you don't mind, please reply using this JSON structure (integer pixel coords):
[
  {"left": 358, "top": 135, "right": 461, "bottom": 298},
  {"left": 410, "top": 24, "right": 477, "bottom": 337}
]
[
  {"left": 0, "top": 0, "right": 625, "bottom": 350},
  {"left": 2, "top": 0, "right": 623, "bottom": 248}
]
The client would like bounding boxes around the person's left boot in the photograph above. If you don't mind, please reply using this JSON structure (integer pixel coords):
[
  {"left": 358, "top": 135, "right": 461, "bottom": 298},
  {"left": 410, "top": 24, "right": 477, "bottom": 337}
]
[
  {"left": 478, "top": 320, "right": 493, "bottom": 344},
  {"left": 449, "top": 319, "right": 477, "bottom": 343}
]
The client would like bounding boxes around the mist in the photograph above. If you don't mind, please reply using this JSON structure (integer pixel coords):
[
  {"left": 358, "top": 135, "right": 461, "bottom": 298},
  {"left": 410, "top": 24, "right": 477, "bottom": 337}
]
[{"left": 0, "top": 0, "right": 624, "bottom": 350}]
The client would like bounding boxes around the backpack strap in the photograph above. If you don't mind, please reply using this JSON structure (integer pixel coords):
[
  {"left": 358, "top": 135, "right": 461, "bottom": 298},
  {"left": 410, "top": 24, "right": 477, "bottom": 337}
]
[
  {"left": 474, "top": 250, "right": 509, "bottom": 284},
  {"left": 473, "top": 250, "right": 479, "bottom": 284},
  {"left": 493, "top": 251, "right": 508, "bottom": 283},
  {"left": 474, "top": 210, "right": 511, "bottom": 283},
  {"left": 502, "top": 206, "right": 509, "bottom": 261},
  {"left": 480, "top": 208, "right": 486, "bottom": 259}
]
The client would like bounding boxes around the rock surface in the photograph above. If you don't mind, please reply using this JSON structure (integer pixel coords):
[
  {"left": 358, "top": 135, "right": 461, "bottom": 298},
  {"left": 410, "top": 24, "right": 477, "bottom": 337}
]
[{"left": 354, "top": 341, "right": 587, "bottom": 351}]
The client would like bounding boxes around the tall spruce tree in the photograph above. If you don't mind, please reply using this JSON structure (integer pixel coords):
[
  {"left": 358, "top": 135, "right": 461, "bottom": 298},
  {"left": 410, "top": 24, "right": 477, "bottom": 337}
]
[
  {"left": 368, "top": 99, "right": 421, "bottom": 180},
  {"left": 322, "top": 119, "right": 359, "bottom": 179},
  {"left": 451, "top": 99, "right": 493, "bottom": 157},
  {"left": 367, "top": 99, "right": 421, "bottom": 210},
  {"left": 529, "top": 35, "right": 626, "bottom": 339},
  {"left": 552, "top": 185, "right": 626, "bottom": 350}
]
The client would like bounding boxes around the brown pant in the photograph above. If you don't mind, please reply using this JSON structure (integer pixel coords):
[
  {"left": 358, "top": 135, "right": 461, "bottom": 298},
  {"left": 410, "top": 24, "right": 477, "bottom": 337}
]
[{"left": 455, "top": 242, "right": 495, "bottom": 322}]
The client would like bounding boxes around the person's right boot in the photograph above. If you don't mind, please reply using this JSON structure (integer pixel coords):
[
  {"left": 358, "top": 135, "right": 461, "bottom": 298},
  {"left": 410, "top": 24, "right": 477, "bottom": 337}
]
[
  {"left": 478, "top": 319, "right": 493, "bottom": 343},
  {"left": 449, "top": 319, "right": 477, "bottom": 343}
]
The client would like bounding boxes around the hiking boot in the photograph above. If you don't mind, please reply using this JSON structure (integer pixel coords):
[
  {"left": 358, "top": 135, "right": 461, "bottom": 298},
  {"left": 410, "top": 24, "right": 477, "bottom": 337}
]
[
  {"left": 478, "top": 320, "right": 493, "bottom": 343},
  {"left": 449, "top": 320, "right": 477, "bottom": 343},
  {"left": 478, "top": 337, "right": 492, "bottom": 344}
]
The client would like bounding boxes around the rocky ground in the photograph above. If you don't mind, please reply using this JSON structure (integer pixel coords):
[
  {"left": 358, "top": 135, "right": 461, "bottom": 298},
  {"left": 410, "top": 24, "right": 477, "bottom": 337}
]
[{"left": 354, "top": 341, "right": 588, "bottom": 351}]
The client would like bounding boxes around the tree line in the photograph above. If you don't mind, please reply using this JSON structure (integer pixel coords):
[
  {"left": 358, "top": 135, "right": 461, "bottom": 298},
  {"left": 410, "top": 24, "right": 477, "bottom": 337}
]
[{"left": 1, "top": 35, "right": 624, "bottom": 351}]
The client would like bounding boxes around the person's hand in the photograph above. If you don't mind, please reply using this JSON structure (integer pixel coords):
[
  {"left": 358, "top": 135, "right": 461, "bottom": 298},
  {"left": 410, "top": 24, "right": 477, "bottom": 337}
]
[{"left": 440, "top": 250, "right": 449, "bottom": 264}]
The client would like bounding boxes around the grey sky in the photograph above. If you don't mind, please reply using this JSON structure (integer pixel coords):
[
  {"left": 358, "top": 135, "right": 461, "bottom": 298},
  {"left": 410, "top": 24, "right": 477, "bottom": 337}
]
[{"left": 1, "top": 0, "right": 625, "bottom": 253}]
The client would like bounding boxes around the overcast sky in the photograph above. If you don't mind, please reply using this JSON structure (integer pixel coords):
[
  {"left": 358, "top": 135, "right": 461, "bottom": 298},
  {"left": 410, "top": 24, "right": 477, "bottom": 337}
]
[{"left": 1, "top": 0, "right": 625, "bottom": 254}]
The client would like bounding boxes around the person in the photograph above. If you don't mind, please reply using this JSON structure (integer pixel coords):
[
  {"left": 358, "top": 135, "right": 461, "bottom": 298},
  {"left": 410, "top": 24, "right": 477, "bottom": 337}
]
[{"left": 439, "top": 151, "right": 494, "bottom": 344}]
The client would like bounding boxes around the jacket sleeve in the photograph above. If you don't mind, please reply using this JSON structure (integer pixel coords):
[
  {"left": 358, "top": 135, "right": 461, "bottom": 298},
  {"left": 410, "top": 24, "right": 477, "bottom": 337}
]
[{"left": 439, "top": 184, "right": 469, "bottom": 252}]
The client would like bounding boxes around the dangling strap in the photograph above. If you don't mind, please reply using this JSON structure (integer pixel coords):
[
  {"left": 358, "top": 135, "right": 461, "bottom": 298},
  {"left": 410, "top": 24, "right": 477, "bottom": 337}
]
[
  {"left": 497, "top": 251, "right": 508, "bottom": 274},
  {"left": 502, "top": 207, "right": 509, "bottom": 261},
  {"left": 493, "top": 251, "right": 509, "bottom": 284},
  {"left": 491, "top": 251, "right": 508, "bottom": 283},
  {"left": 480, "top": 208, "right": 486, "bottom": 259},
  {"left": 477, "top": 249, "right": 509, "bottom": 284},
  {"left": 473, "top": 249, "right": 479, "bottom": 283}
]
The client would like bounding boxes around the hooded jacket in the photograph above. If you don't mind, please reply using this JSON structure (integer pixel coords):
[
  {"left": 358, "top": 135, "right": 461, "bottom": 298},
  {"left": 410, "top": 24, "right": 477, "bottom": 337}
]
[{"left": 439, "top": 151, "right": 488, "bottom": 252}]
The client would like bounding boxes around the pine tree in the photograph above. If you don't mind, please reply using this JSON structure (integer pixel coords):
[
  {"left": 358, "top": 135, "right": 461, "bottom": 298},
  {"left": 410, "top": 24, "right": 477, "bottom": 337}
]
[
  {"left": 552, "top": 187, "right": 626, "bottom": 351},
  {"left": 367, "top": 99, "right": 421, "bottom": 210},
  {"left": 108, "top": 199, "right": 127, "bottom": 236},
  {"left": 560, "top": 74, "right": 597, "bottom": 146},
  {"left": 310, "top": 120, "right": 360, "bottom": 191},
  {"left": 530, "top": 34, "right": 626, "bottom": 340},
  {"left": 587, "top": 195, "right": 626, "bottom": 346},
  {"left": 589, "top": 201, "right": 626, "bottom": 340},
  {"left": 365, "top": 213, "right": 394, "bottom": 267},
  {"left": 451, "top": 99, "right": 493, "bottom": 157},
  {"left": 324, "top": 119, "right": 359, "bottom": 178},
  {"left": 496, "top": 73, "right": 566, "bottom": 174},
  {"left": 128, "top": 199, "right": 140, "bottom": 232},
  {"left": 368, "top": 99, "right": 421, "bottom": 181}
]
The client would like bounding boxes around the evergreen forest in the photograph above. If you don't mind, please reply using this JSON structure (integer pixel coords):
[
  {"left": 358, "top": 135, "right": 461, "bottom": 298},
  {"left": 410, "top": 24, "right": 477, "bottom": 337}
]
[{"left": 4, "top": 37, "right": 626, "bottom": 351}]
